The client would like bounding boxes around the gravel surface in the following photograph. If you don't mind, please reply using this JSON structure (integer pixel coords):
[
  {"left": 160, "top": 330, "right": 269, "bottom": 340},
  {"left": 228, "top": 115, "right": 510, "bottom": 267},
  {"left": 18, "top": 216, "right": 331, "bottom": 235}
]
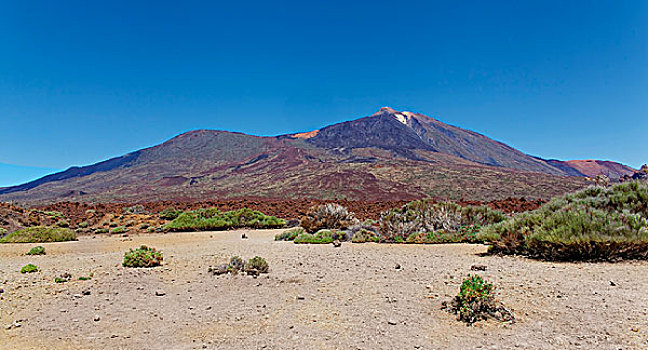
[{"left": 0, "top": 229, "right": 646, "bottom": 349}]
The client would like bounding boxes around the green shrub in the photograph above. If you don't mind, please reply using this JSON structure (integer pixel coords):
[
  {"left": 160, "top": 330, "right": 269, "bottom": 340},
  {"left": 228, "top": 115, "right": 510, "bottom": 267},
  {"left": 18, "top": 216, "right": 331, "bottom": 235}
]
[
  {"left": 274, "top": 227, "right": 304, "bottom": 241},
  {"left": 110, "top": 226, "right": 128, "bottom": 234},
  {"left": 0, "top": 227, "right": 77, "bottom": 243},
  {"left": 43, "top": 211, "right": 65, "bottom": 219},
  {"left": 294, "top": 229, "right": 336, "bottom": 244},
  {"left": 351, "top": 228, "right": 380, "bottom": 243},
  {"left": 54, "top": 273, "right": 71, "bottom": 283},
  {"left": 300, "top": 203, "right": 358, "bottom": 233},
  {"left": 78, "top": 221, "right": 89, "bottom": 228},
  {"left": 159, "top": 207, "right": 183, "bottom": 220},
  {"left": 165, "top": 207, "right": 285, "bottom": 232},
  {"left": 209, "top": 256, "right": 269, "bottom": 276},
  {"left": 122, "top": 245, "right": 163, "bottom": 268},
  {"left": 78, "top": 276, "right": 92, "bottom": 281},
  {"left": 244, "top": 256, "right": 269, "bottom": 275},
  {"left": 379, "top": 200, "right": 507, "bottom": 243},
  {"left": 482, "top": 181, "right": 648, "bottom": 261},
  {"left": 123, "top": 205, "right": 147, "bottom": 215},
  {"left": 0, "top": 228, "right": 7, "bottom": 237},
  {"left": 21, "top": 264, "right": 39, "bottom": 273},
  {"left": 94, "top": 228, "right": 109, "bottom": 234},
  {"left": 26, "top": 246, "right": 46, "bottom": 255},
  {"left": 56, "top": 219, "right": 70, "bottom": 228},
  {"left": 443, "top": 275, "right": 513, "bottom": 324}
]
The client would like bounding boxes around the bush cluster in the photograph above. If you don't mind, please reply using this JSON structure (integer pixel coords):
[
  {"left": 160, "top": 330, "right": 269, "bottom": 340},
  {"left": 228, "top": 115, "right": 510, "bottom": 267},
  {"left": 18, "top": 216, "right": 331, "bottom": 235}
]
[
  {"left": 300, "top": 203, "right": 358, "bottom": 233},
  {"left": 379, "top": 201, "right": 506, "bottom": 243},
  {"left": 159, "top": 207, "right": 183, "bottom": 220},
  {"left": 0, "top": 227, "right": 77, "bottom": 243},
  {"left": 209, "top": 255, "right": 269, "bottom": 276},
  {"left": 165, "top": 207, "right": 285, "bottom": 232},
  {"left": 274, "top": 227, "right": 304, "bottom": 241},
  {"left": 122, "top": 245, "right": 163, "bottom": 268},
  {"left": 482, "top": 181, "right": 648, "bottom": 261},
  {"left": 294, "top": 229, "right": 344, "bottom": 244}
]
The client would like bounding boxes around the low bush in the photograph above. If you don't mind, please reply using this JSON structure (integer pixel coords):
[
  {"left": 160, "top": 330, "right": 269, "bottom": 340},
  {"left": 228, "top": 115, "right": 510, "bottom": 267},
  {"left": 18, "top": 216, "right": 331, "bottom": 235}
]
[
  {"left": 0, "top": 227, "right": 77, "bottom": 243},
  {"left": 26, "top": 246, "right": 46, "bottom": 255},
  {"left": 481, "top": 181, "right": 648, "bottom": 261},
  {"left": 21, "top": 264, "right": 39, "bottom": 273},
  {"left": 94, "top": 228, "right": 109, "bottom": 234},
  {"left": 300, "top": 203, "right": 358, "bottom": 233},
  {"left": 78, "top": 221, "right": 89, "bottom": 228},
  {"left": 348, "top": 220, "right": 379, "bottom": 243},
  {"left": 244, "top": 256, "right": 269, "bottom": 275},
  {"left": 274, "top": 227, "right": 304, "bottom": 241},
  {"left": 209, "top": 255, "right": 269, "bottom": 276},
  {"left": 43, "top": 211, "right": 65, "bottom": 219},
  {"left": 165, "top": 207, "right": 285, "bottom": 232},
  {"left": 379, "top": 200, "right": 506, "bottom": 243},
  {"left": 0, "top": 228, "right": 7, "bottom": 237},
  {"left": 122, "top": 245, "right": 163, "bottom": 268},
  {"left": 294, "top": 229, "right": 345, "bottom": 244},
  {"left": 443, "top": 275, "right": 513, "bottom": 325},
  {"left": 54, "top": 272, "right": 71, "bottom": 283},
  {"left": 110, "top": 226, "right": 128, "bottom": 234},
  {"left": 123, "top": 204, "right": 147, "bottom": 214},
  {"left": 351, "top": 228, "right": 380, "bottom": 243},
  {"left": 56, "top": 219, "right": 70, "bottom": 228},
  {"left": 159, "top": 207, "right": 183, "bottom": 220}
]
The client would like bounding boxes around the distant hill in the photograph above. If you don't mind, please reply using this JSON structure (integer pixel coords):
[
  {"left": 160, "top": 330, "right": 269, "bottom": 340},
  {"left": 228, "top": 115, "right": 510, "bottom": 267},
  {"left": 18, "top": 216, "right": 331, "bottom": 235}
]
[{"left": 1, "top": 107, "right": 632, "bottom": 204}]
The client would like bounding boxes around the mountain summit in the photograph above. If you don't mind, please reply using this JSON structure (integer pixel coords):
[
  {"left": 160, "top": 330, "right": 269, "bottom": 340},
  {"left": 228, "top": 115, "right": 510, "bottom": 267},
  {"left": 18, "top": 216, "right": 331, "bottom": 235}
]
[{"left": 0, "top": 108, "right": 633, "bottom": 203}]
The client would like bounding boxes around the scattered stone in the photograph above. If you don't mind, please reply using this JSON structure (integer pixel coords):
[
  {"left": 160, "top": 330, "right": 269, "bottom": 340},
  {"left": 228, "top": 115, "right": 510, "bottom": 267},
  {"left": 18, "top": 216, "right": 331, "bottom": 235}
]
[
  {"left": 82, "top": 290, "right": 91, "bottom": 296},
  {"left": 471, "top": 265, "right": 487, "bottom": 271},
  {"left": 296, "top": 295, "right": 305, "bottom": 300},
  {"left": 208, "top": 264, "right": 229, "bottom": 276},
  {"left": 609, "top": 281, "right": 616, "bottom": 286},
  {"left": 241, "top": 233, "right": 248, "bottom": 239},
  {"left": 394, "top": 263, "right": 401, "bottom": 270},
  {"left": 56, "top": 272, "right": 72, "bottom": 283},
  {"left": 631, "top": 326, "right": 639, "bottom": 332},
  {"left": 387, "top": 319, "right": 398, "bottom": 325},
  {"left": 332, "top": 240, "right": 342, "bottom": 248},
  {"left": 94, "top": 315, "right": 101, "bottom": 322},
  {"left": 155, "top": 290, "right": 166, "bottom": 296}
]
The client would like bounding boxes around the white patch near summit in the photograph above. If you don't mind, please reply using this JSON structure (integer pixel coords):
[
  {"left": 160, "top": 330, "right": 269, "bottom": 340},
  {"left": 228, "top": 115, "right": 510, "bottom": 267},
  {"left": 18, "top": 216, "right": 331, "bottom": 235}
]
[{"left": 394, "top": 113, "right": 406, "bottom": 124}]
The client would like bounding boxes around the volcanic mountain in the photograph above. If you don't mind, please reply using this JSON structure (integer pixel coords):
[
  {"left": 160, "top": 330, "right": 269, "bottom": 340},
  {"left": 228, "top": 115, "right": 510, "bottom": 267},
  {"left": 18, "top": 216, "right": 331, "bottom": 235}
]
[{"left": 0, "top": 107, "right": 633, "bottom": 203}]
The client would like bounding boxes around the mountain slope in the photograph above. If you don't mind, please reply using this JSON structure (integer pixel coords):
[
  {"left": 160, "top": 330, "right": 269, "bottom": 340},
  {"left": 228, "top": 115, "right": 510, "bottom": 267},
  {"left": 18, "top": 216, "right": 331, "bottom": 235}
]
[
  {"left": 300, "top": 107, "right": 564, "bottom": 175},
  {"left": 1, "top": 107, "right": 629, "bottom": 204}
]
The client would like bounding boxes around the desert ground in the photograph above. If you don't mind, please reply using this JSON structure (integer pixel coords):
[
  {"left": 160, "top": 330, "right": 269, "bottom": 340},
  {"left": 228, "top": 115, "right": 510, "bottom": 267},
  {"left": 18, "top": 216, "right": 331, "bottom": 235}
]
[{"left": 1, "top": 229, "right": 646, "bottom": 350}]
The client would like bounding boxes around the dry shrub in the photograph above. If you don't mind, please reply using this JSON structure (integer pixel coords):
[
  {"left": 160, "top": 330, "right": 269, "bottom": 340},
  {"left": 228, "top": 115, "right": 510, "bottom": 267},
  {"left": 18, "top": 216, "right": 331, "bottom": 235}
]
[{"left": 300, "top": 203, "right": 358, "bottom": 233}]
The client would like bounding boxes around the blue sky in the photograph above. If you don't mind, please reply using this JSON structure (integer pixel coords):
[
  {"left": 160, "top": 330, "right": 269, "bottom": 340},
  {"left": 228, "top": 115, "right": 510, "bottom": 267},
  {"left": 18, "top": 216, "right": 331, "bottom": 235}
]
[{"left": 1, "top": 0, "right": 646, "bottom": 187}]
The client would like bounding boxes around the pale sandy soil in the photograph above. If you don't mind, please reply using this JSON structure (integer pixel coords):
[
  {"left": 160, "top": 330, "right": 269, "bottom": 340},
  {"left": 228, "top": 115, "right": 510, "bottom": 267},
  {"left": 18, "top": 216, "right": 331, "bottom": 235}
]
[{"left": 0, "top": 229, "right": 646, "bottom": 350}]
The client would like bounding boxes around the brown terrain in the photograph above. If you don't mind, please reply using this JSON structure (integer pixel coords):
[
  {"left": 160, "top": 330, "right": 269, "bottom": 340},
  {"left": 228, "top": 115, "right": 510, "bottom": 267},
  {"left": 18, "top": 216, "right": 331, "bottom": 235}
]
[
  {"left": 2, "top": 107, "right": 631, "bottom": 204},
  {"left": 1, "top": 197, "right": 542, "bottom": 235},
  {"left": 1, "top": 229, "right": 647, "bottom": 349}
]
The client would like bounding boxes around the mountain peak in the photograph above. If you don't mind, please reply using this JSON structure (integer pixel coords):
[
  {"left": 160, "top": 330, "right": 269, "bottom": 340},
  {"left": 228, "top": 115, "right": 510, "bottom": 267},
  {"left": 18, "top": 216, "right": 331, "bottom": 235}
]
[
  {"left": 372, "top": 107, "right": 418, "bottom": 125},
  {"left": 373, "top": 106, "right": 399, "bottom": 115}
]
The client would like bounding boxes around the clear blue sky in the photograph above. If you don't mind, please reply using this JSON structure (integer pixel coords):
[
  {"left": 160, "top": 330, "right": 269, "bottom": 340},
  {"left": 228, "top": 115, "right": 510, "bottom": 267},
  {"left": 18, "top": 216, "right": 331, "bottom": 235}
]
[{"left": 1, "top": 0, "right": 646, "bottom": 187}]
